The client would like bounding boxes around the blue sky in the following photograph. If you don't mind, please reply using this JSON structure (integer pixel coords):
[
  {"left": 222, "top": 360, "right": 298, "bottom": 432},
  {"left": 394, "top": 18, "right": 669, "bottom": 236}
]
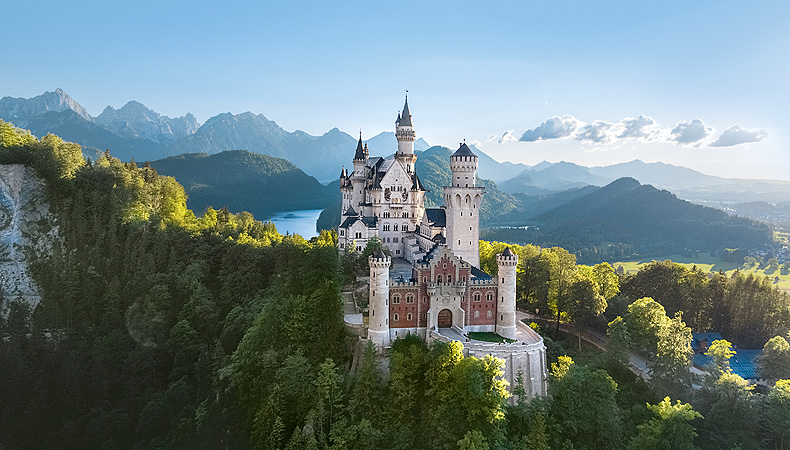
[{"left": 2, "top": 0, "right": 789, "bottom": 179}]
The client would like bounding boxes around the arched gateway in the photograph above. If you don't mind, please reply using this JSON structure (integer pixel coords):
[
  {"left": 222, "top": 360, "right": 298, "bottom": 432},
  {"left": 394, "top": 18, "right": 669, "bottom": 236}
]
[{"left": 438, "top": 309, "right": 453, "bottom": 328}]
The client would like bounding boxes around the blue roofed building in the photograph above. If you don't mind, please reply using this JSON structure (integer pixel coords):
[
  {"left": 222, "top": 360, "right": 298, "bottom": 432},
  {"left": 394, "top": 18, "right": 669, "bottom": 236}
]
[{"left": 691, "top": 332, "right": 766, "bottom": 384}]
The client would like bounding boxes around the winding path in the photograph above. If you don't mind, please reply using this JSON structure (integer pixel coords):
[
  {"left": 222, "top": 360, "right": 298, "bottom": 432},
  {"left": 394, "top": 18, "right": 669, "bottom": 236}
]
[{"left": 517, "top": 311, "right": 650, "bottom": 380}]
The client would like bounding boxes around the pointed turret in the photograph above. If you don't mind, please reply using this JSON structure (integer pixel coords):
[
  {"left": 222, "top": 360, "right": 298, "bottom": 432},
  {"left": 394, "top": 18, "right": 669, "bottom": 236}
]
[
  {"left": 354, "top": 132, "right": 367, "bottom": 160},
  {"left": 340, "top": 166, "right": 347, "bottom": 178},
  {"left": 395, "top": 95, "right": 416, "bottom": 157},
  {"left": 399, "top": 96, "right": 412, "bottom": 127}
]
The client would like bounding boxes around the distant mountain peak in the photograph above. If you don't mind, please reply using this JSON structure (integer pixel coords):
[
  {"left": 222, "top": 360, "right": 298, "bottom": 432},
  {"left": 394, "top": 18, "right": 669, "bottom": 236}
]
[
  {"left": 95, "top": 100, "right": 198, "bottom": 144},
  {"left": 0, "top": 88, "right": 91, "bottom": 124}
]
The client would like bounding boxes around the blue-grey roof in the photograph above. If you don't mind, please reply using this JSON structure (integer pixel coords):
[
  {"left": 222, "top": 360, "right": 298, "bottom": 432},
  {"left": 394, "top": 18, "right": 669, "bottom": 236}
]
[
  {"left": 452, "top": 143, "right": 476, "bottom": 158},
  {"left": 425, "top": 208, "right": 446, "bottom": 227},
  {"left": 354, "top": 135, "right": 366, "bottom": 160},
  {"left": 398, "top": 97, "right": 412, "bottom": 127},
  {"left": 339, "top": 215, "right": 377, "bottom": 229},
  {"left": 691, "top": 332, "right": 724, "bottom": 353},
  {"left": 471, "top": 266, "right": 492, "bottom": 280},
  {"left": 692, "top": 349, "right": 763, "bottom": 380}
]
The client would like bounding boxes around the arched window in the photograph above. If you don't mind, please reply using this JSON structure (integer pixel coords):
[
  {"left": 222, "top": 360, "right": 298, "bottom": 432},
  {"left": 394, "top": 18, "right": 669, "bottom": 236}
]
[
  {"left": 406, "top": 294, "right": 414, "bottom": 304},
  {"left": 474, "top": 311, "right": 480, "bottom": 319},
  {"left": 393, "top": 224, "right": 398, "bottom": 231},
  {"left": 487, "top": 310, "right": 492, "bottom": 318},
  {"left": 447, "top": 275, "right": 452, "bottom": 283},
  {"left": 407, "top": 313, "right": 413, "bottom": 321},
  {"left": 437, "top": 275, "right": 442, "bottom": 283},
  {"left": 393, "top": 237, "right": 398, "bottom": 243},
  {"left": 486, "top": 292, "right": 493, "bottom": 302},
  {"left": 474, "top": 293, "right": 481, "bottom": 302},
  {"left": 393, "top": 295, "right": 401, "bottom": 304},
  {"left": 394, "top": 313, "right": 399, "bottom": 321}
]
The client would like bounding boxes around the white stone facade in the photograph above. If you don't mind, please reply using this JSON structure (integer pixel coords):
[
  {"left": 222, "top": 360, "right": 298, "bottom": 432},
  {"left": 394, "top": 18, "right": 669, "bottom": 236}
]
[{"left": 338, "top": 98, "right": 547, "bottom": 397}]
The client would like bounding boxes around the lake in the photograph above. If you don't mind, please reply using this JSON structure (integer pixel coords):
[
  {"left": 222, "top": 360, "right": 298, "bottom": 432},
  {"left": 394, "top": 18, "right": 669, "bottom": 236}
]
[{"left": 265, "top": 209, "right": 323, "bottom": 238}]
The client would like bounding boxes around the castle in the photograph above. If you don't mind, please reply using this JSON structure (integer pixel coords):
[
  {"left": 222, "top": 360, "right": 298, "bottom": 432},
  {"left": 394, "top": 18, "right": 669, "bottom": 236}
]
[{"left": 339, "top": 97, "right": 547, "bottom": 399}]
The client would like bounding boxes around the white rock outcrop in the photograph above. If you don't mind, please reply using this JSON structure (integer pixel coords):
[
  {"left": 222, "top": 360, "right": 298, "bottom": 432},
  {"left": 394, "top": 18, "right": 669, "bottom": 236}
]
[{"left": 0, "top": 165, "right": 58, "bottom": 312}]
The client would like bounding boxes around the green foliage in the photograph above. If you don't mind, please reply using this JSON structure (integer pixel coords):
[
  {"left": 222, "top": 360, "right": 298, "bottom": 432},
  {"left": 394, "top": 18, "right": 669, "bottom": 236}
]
[
  {"left": 621, "top": 260, "right": 790, "bottom": 348},
  {"left": 761, "top": 335, "right": 790, "bottom": 380},
  {"left": 624, "top": 297, "right": 670, "bottom": 355},
  {"left": 705, "top": 339, "right": 736, "bottom": 378},
  {"left": 0, "top": 128, "right": 349, "bottom": 449},
  {"left": 549, "top": 356, "right": 623, "bottom": 449},
  {"left": 764, "top": 379, "right": 790, "bottom": 450},
  {"left": 628, "top": 397, "right": 702, "bottom": 450}
]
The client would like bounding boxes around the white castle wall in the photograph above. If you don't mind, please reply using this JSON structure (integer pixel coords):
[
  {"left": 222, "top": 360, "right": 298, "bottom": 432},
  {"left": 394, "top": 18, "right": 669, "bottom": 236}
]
[{"left": 368, "top": 253, "right": 391, "bottom": 348}]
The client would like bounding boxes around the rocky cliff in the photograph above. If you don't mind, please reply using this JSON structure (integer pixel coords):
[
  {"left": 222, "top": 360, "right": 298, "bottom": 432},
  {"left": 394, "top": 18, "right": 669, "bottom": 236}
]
[{"left": 0, "top": 165, "right": 58, "bottom": 312}]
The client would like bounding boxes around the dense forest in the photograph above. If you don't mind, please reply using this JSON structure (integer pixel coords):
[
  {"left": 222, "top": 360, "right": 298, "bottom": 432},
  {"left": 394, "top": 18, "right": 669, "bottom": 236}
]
[{"left": 2, "top": 121, "right": 790, "bottom": 450}]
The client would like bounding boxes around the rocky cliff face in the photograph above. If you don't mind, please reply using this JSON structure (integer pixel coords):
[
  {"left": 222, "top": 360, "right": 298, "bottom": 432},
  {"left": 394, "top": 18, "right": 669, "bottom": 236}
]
[
  {"left": 0, "top": 89, "right": 91, "bottom": 126},
  {"left": 0, "top": 165, "right": 58, "bottom": 312},
  {"left": 96, "top": 100, "right": 199, "bottom": 144}
]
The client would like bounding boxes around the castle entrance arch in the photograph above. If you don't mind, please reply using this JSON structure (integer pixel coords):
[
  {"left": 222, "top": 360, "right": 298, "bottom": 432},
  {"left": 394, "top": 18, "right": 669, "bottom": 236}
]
[{"left": 438, "top": 309, "right": 453, "bottom": 328}]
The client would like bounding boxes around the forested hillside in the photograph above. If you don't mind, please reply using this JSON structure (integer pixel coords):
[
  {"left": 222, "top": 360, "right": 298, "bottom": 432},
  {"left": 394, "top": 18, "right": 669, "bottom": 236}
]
[
  {"left": 3, "top": 121, "right": 790, "bottom": 450},
  {"left": 0, "top": 121, "right": 347, "bottom": 449},
  {"left": 483, "top": 177, "right": 774, "bottom": 262},
  {"left": 147, "top": 150, "right": 335, "bottom": 218}
]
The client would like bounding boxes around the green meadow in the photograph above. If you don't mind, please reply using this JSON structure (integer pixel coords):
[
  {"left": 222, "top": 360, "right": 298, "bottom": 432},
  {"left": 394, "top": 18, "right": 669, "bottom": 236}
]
[{"left": 613, "top": 254, "right": 790, "bottom": 292}]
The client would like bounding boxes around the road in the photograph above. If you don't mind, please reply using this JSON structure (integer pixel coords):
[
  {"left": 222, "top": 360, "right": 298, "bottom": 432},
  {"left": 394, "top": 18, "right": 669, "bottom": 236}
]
[{"left": 517, "top": 311, "right": 650, "bottom": 380}]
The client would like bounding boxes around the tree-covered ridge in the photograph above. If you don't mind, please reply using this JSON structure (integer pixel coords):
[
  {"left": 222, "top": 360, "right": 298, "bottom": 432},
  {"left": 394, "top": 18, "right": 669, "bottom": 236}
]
[
  {"left": 0, "top": 120, "right": 348, "bottom": 448},
  {"left": 147, "top": 150, "right": 335, "bottom": 219}
]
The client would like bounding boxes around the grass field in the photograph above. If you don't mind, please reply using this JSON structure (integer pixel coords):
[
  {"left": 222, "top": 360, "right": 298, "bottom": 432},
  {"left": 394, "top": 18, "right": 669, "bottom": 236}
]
[
  {"left": 613, "top": 254, "right": 790, "bottom": 291},
  {"left": 468, "top": 332, "right": 516, "bottom": 343}
]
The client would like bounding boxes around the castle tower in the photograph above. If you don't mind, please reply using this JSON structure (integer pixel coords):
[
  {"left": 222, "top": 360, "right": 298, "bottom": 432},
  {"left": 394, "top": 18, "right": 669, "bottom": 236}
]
[
  {"left": 395, "top": 96, "right": 417, "bottom": 172},
  {"left": 351, "top": 133, "right": 368, "bottom": 208},
  {"left": 496, "top": 247, "right": 518, "bottom": 340},
  {"left": 368, "top": 248, "right": 391, "bottom": 348},
  {"left": 340, "top": 166, "right": 351, "bottom": 214},
  {"left": 444, "top": 143, "right": 485, "bottom": 267}
]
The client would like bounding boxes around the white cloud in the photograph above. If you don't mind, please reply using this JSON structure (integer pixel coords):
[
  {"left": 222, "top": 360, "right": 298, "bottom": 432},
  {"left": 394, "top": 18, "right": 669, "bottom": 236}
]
[
  {"left": 519, "top": 115, "right": 582, "bottom": 142},
  {"left": 502, "top": 115, "right": 766, "bottom": 150},
  {"left": 670, "top": 119, "right": 713, "bottom": 144},
  {"left": 616, "top": 115, "right": 664, "bottom": 142},
  {"left": 499, "top": 129, "right": 519, "bottom": 144},
  {"left": 575, "top": 120, "right": 615, "bottom": 143},
  {"left": 710, "top": 125, "right": 767, "bottom": 147}
]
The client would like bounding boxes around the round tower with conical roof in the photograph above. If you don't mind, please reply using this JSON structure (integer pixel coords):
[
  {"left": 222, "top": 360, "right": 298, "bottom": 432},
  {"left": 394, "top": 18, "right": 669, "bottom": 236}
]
[
  {"left": 496, "top": 247, "right": 518, "bottom": 340},
  {"left": 444, "top": 143, "right": 485, "bottom": 267},
  {"left": 395, "top": 96, "right": 415, "bottom": 156},
  {"left": 368, "top": 248, "right": 391, "bottom": 348}
]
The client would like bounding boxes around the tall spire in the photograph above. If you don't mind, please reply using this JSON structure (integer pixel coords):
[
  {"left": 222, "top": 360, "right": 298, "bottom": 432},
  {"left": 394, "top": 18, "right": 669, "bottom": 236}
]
[
  {"left": 354, "top": 131, "right": 366, "bottom": 160},
  {"left": 399, "top": 95, "right": 412, "bottom": 127}
]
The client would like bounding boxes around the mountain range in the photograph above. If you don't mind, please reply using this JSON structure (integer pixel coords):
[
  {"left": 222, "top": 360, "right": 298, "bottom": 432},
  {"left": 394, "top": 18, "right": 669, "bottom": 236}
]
[{"left": 3, "top": 89, "right": 789, "bottom": 219}]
